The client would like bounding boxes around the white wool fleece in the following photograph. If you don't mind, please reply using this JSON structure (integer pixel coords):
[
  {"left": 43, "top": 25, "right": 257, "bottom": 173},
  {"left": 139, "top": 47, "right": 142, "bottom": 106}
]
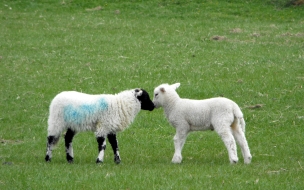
[
  {"left": 153, "top": 83, "right": 251, "bottom": 164},
  {"left": 47, "top": 90, "right": 141, "bottom": 137}
]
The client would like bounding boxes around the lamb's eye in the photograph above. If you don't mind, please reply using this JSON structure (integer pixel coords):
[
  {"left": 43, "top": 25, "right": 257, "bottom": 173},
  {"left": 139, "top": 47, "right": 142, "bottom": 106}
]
[{"left": 155, "top": 93, "right": 158, "bottom": 97}]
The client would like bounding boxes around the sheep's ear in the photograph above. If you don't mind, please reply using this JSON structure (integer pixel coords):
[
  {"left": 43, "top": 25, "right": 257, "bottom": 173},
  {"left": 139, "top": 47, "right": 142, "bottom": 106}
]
[
  {"left": 160, "top": 87, "right": 166, "bottom": 93},
  {"left": 171, "top": 83, "right": 180, "bottom": 90},
  {"left": 135, "top": 89, "right": 143, "bottom": 97}
]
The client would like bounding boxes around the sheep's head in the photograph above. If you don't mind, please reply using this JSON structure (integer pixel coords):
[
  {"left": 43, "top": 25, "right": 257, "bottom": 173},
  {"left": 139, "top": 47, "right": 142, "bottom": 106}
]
[
  {"left": 135, "top": 89, "right": 155, "bottom": 111},
  {"left": 153, "top": 83, "right": 180, "bottom": 108}
]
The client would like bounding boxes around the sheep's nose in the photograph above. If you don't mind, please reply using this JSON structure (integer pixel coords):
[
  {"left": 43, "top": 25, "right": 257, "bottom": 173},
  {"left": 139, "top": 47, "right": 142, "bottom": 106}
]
[{"left": 149, "top": 104, "right": 155, "bottom": 111}]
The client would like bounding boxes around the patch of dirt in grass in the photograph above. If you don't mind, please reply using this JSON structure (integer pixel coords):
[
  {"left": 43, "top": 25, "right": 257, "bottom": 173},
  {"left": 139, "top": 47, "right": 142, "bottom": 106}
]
[
  {"left": 286, "top": 0, "right": 304, "bottom": 6},
  {"left": 211, "top": 35, "right": 226, "bottom": 41},
  {"left": 237, "top": 79, "right": 243, "bottom": 83},
  {"left": 251, "top": 32, "right": 260, "bottom": 37},
  {"left": 281, "top": 32, "right": 304, "bottom": 37},
  {"left": 230, "top": 28, "right": 242, "bottom": 33},
  {"left": 2, "top": 162, "right": 13, "bottom": 165},
  {"left": 245, "top": 104, "right": 264, "bottom": 109},
  {"left": 297, "top": 76, "right": 304, "bottom": 80},
  {"left": 1, "top": 139, "right": 23, "bottom": 145},
  {"left": 86, "top": 6, "right": 103, "bottom": 11},
  {"left": 295, "top": 33, "right": 304, "bottom": 36}
]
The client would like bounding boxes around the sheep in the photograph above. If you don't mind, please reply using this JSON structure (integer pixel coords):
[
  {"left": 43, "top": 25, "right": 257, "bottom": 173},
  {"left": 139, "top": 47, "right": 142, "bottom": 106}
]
[
  {"left": 45, "top": 88, "right": 154, "bottom": 164},
  {"left": 153, "top": 83, "right": 252, "bottom": 164}
]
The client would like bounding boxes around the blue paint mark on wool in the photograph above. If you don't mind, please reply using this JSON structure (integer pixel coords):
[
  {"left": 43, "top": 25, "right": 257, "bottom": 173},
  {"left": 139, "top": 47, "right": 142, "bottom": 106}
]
[{"left": 64, "top": 98, "right": 108, "bottom": 124}]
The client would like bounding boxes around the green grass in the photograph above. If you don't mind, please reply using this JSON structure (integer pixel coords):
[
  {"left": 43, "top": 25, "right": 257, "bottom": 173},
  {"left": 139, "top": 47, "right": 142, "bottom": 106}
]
[{"left": 1, "top": 0, "right": 304, "bottom": 189}]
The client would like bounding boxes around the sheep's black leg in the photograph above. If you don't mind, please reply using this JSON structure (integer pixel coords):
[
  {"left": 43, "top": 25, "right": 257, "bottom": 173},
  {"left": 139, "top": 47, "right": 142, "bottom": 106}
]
[
  {"left": 96, "top": 136, "right": 106, "bottom": 163},
  {"left": 107, "top": 133, "right": 121, "bottom": 164},
  {"left": 45, "top": 135, "right": 59, "bottom": 162},
  {"left": 65, "top": 128, "right": 76, "bottom": 163}
]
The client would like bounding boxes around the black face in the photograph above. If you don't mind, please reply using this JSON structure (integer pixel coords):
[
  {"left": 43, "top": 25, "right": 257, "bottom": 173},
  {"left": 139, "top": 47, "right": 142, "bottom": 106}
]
[{"left": 136, "top": 89, "right": 155, "bottom": 111}]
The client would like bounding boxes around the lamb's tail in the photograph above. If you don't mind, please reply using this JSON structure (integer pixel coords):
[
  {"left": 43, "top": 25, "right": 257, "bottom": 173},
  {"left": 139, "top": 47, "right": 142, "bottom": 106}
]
[{"left": 232, "top": 102, "right": 246, "bottom": 133}]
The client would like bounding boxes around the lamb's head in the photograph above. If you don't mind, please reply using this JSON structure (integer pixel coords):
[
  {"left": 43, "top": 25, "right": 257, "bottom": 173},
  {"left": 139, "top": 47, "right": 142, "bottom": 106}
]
[
  {"left": 153, "top": 83, "right": 180, "bottom": 108},
  {"left": 134, "top": 89, "right": 155, "bottom": 111}
]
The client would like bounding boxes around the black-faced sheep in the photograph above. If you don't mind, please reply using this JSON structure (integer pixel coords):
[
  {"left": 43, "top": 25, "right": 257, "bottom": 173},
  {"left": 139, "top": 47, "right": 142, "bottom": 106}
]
[{"left": 45, "top": 88, "right": 154, "bottom": 164}]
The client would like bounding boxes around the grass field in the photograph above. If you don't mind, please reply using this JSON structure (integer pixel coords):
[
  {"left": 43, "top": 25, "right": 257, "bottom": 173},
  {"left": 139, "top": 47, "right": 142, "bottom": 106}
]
[{"left": 1, "top": 0, "right": 304, "bottom": 189}]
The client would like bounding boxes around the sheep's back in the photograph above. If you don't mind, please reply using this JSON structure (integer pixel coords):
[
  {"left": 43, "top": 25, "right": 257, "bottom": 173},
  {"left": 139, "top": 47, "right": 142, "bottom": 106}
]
[
  {"left": 48, "top": 90, "right": 141, "bottom": 134},
  {"left": 48, "top": 91, "right": 114, "bottom": 131}
]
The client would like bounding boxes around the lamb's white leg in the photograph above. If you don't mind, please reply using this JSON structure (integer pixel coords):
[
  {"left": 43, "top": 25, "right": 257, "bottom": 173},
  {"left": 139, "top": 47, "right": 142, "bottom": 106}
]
[
  {"left": 232, "top": 126, "right": 252, "bottom": 164},
  {"left": 216, "top": 127, "right": 239, "bottom": 164},
  {"left": 96, "top": 136, "right": 106, "bottom": 163},
  {"left": 172, "top": 130, "right": 188, "bottom": 164}
]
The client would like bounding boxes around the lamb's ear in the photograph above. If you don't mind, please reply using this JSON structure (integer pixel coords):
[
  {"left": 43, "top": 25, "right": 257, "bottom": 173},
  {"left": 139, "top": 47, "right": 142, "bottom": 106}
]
[
  {"left": 160, "top": 87, "right": 166, "bottom": 93},
  {"left": 135, "top": 89, "right": 143, "bottom": 97},
  {"left": 171, "top": 83, "right": 180, "bottom": 90}
]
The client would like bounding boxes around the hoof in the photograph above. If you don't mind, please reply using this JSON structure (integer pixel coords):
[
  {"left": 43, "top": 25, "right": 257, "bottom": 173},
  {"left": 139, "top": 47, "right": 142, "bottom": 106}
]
[
  {"left": 114, "top": 156, "right": 121, "bottom": 164},
  {"left": 244, "top": 156, "right": 252, "bottom": 164},
  {"left": 172, "top": 155, "right": 182, "bottom": 164},
  {"left": 45, "top": 155, "right": 51, "bottom": 162},
  {"left": 96, "top": 158, "right": 103, "bottom": 164},
  {"left": 66, "top": 155, "right": 74, "bottom": 163}
]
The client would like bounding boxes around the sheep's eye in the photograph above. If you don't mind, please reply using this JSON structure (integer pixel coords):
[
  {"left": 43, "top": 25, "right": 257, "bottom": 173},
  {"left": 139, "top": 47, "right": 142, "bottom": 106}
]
[{"left": 155, "top": 93, "right": 158, "bottom": 97}]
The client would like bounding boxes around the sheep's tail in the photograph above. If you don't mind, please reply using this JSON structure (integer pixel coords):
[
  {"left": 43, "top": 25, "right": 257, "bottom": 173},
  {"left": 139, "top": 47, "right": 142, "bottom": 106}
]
[{"left": 233, "top": 102, "right": 246, "bottom": 133}]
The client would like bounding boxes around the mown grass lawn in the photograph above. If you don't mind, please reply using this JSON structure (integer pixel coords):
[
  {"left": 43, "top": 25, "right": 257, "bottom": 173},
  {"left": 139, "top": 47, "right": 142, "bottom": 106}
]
[{"left": 0, "top": 0, "right": 303, "bottom": 189}]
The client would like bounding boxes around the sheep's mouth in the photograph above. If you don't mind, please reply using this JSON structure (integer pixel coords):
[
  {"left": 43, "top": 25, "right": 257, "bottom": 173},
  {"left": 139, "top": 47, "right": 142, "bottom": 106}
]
[
  {"left": 148, "top": 106, "right": 155, "bottom": 111},
  {"left": 141, "top": 102, "right": 155, "bottom": 111}
]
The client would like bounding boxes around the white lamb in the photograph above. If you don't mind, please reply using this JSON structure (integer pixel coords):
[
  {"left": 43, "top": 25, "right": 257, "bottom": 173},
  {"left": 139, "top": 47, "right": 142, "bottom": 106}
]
[
  {"left": 45, "top": 88, "right": 154, "bottom": 164},
  {"left": 153, "top": 83, "right": 252, "bottom": 164}
]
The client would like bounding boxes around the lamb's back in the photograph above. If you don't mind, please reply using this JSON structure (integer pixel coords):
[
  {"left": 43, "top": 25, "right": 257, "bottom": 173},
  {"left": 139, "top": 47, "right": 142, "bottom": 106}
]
[{"left": 176, "top": 97, "right": 236, "bottom": 117}]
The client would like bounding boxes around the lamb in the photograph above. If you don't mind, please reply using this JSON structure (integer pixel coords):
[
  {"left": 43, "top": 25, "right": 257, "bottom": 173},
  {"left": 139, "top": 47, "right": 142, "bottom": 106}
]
[
  {"left": 153, "top": 83, "right": 252, "bottom": 164},
  {"left": 45, "top": 88, "right": 154, "bottom": 164}
]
